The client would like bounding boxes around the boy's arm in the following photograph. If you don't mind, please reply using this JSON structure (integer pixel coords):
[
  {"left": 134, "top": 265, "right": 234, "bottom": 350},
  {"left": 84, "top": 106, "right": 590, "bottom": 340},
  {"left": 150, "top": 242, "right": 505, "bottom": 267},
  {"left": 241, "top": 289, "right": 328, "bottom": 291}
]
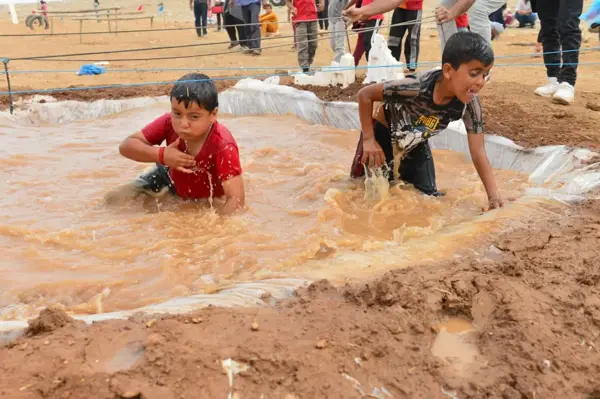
[
  {"left": 119, "top": 133, "right": 196, "bottom": 173},
  {"left": 219, "top": 175, "right": 245, "bottom": 215},
  {"left": 216, "top": 144, "right": 245, "bottom": 215},
  {"left": 357, "top": 84, "right": 385, "bottom": 168},
  {"left": 435, "top": 0, "right": 476, "bottom": 23},
  {"left": 286, "top": 0, "right": 296, "bottom": 16},
  {"left": 317, "top": 0, "right": 325, "bottom": 12},
  {"left": 463, "top": 99, "right": 503, "bottom": 210},
  {"left": 468, "top": 133, "right": 502, "bottom": 210},
  {"left": 344, "top": 0, "right": 356, "bottom": 11},
  {"left": 357, "top": 79, "right": 419, "bottom": 167}
]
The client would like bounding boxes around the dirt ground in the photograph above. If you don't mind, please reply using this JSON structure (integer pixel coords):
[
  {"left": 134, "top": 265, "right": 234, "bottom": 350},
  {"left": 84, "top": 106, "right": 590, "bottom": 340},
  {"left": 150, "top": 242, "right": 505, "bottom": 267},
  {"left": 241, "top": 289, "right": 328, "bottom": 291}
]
[
  {"left": 2, "top": 198, "right": 600, "bottom": 399},
  {"left": 2, "top": 1, "right": 600, "bottom": 398}
]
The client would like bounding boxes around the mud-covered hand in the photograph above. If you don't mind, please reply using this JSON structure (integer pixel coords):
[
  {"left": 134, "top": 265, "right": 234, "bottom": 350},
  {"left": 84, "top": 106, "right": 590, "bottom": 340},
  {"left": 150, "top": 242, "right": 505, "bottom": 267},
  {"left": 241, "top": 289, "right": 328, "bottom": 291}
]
[
  {"left": 163, "top": 138, "right": 196, "bottom": 174},
  {"left": 361, "top": 137, "right": 386, "bottom": 169},
  {"left": 483, "top": 196, "right": 504, "bottom": 212}
]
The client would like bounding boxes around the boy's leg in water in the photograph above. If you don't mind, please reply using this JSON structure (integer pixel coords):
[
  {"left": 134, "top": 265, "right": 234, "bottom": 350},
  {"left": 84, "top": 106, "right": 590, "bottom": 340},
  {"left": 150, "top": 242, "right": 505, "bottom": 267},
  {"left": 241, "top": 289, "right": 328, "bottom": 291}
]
[
  {"left": 133, "top": 164, "right": 176, "bottom": 197},
  {"left": 399, "top": 141, "right": 443, "bottom": 196}
]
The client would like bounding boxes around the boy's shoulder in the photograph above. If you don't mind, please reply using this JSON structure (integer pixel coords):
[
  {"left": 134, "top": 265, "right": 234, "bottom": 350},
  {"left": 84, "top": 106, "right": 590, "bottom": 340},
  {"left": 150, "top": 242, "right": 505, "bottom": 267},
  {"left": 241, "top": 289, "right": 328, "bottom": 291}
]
[
  {"left": 210, "top": 121, "right": 239, "bottom": 150},
  {"left": 383, "top": 68, "right": 440, "bottom": 99}
]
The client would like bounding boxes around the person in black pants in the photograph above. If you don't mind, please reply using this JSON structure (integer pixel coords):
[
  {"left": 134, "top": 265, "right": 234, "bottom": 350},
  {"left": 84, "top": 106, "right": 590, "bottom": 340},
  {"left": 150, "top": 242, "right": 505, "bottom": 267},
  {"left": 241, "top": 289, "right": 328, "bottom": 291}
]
[
  {"left": 317, "top": 0, "right": 329, "bottom": 30},
  {"left": 224, "top": 0, "right": 247, "bottom": 49},
  {"left": 190, "top": 0, "right": 209, "bottom": 37},
  {"left": 388, "top": 7, "right": 422, "bottom": 71},
  {"left": 532, "top": 0, "right": 583, "bottom": 105}
]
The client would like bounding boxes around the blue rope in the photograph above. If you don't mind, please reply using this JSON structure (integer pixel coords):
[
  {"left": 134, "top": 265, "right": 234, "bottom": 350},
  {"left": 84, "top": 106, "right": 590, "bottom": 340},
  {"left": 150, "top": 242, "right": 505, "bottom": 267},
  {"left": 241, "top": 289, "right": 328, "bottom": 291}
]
[
  {"left": 2, "top": 60, "right": 600, "bottom": 96},
  {"left": 1, "top": 61, "right": 599, "bottom": 75}
]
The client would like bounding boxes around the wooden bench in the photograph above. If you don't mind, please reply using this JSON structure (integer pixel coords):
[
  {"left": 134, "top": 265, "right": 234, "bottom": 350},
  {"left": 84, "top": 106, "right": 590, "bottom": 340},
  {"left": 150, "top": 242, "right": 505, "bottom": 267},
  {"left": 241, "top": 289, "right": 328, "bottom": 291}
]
[{"left": 72, "top": 15, "right": 154, "bottom": 42}]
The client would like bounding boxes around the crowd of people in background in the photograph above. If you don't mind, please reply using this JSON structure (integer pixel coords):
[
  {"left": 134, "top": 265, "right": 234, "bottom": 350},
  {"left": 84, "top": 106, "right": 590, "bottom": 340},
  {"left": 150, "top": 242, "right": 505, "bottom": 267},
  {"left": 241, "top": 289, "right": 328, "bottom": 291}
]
[{"left": 187, "top": 0, "right": 598, "bottom": 105}]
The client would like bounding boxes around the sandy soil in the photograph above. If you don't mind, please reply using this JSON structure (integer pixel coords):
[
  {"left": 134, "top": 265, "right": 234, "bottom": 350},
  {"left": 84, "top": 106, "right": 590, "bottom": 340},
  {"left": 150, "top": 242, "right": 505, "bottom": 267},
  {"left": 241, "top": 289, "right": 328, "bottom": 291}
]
[
  {"left": 2, "top": 1, "right": 600, "bottom": 398},
  {"left": 2, "top": 198, "right": 600, "bottom": 398}
]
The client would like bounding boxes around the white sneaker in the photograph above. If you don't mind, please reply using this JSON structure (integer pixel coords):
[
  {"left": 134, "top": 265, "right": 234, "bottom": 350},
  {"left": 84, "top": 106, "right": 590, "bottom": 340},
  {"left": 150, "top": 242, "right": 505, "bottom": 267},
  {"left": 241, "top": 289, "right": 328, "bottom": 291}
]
[
  {"left": 534, "top": 77, "right": 559, "bottom": 97},
  {"left": 552, "top": 82, "right": 575, "bottom": 105}
]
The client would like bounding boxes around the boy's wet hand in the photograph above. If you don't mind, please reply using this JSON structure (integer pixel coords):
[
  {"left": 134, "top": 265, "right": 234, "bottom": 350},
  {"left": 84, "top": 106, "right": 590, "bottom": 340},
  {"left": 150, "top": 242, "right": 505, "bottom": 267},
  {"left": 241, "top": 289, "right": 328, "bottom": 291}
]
[
  {"left": 164, "top": 138, "right": 196, "bottom": 174},
  {"left": 483, "top": 196, "right": 504, "bottom": 212},
  {"left": 361, "top": 138, "right": 385, "bottom": 168}
]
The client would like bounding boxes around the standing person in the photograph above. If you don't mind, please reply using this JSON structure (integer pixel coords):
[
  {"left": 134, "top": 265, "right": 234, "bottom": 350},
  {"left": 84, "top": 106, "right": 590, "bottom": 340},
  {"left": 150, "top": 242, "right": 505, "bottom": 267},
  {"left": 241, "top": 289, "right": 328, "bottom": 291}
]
[
  {"left": 212, "top": 0, "right": 224, "bottom": 31},
  {"left": 344, "top": 0, "right": 365, "bottom": 65},
  {"left": 329, "top": 0, "right": 347, "bottom": 63},
  {"left": 514, "top": 0, "right": 536, "bottom": 27},
  {"left": 288, "top": 0, "right": 324, "bottom": 72},
  {"left": 191, "top": 0, "right": 210, "bottom": 37},
  {"left": 533, "top": 0, "right": 583, "bottom": 104},
  {"left": 40, "top": 0, "right": 49, "bottom": 29},
  {"left": 224, "top": 0, "right": 248, "bottom": 49},
  {"left": 317, "top": 0, "right": 330, "bottom": 30},
  {"left": 387, "top": 0, "right": 423, "bottom": 72},
  {"left": 344, "top": 0, "right": 508, "bottom": 48},
  {"left": 235, "top": 0, "right": 262, "bottom": 55}
]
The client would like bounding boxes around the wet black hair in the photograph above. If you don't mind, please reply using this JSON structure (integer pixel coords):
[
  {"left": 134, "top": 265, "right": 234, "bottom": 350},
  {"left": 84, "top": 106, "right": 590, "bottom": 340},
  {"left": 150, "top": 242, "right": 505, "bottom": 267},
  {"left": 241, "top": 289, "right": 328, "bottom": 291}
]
[
  {"left": 442, "top": 31, "right": 494, "bottom": 70},
  {"left": 170, "top": 73, "right": 218, "bottom": 112}
]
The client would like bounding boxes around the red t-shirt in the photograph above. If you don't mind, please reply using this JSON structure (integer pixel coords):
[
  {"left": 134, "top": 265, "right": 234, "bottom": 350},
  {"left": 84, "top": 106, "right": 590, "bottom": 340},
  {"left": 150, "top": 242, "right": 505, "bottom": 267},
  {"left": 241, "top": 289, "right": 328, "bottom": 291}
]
[
  {"left": 142, "top": 113, "right": 242, "bottom": 199},
  {"left": 362, "top": 0, "right": 383, "bottom": 20},
  {"left": 401, "top": 0, "right": 423, "bottom": 10},
  {"left": 455, "top": 13, "right": 468, "bottom": 29},
  {"left": 292, "top": 0, "right": 317, "bottom": 22}
]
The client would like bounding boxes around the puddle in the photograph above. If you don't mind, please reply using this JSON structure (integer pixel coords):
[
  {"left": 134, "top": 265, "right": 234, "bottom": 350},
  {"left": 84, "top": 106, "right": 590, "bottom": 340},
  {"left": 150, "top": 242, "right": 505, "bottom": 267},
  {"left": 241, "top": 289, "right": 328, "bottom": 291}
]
[
  {"left": 103, "top": 341, "right": 145, "bottom": 373},
  {"left": 0, "top": 107, "right": 535, "bottom": 320},
  {"left": 432, "top": 318, "right": 479, "bottom": 376}
]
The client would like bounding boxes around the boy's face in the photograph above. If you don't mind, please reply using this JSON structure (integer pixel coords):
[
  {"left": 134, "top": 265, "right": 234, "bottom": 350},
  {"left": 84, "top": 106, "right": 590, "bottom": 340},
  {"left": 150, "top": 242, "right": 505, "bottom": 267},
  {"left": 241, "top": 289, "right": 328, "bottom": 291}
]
[
  {"left": 442, "top": 60, "right": 493, "bottom": 104},
  {"left": 264, "top": 4, "right": 272, "bottom": 12},
  {"left": 170, "top": 98, "right": 217, "bottom": 142}
]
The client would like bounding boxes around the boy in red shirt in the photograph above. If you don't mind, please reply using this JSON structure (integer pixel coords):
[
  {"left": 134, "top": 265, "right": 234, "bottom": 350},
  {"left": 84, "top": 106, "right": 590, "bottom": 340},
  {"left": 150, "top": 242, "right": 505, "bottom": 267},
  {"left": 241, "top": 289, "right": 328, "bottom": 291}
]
[
  {"left": 287, "top": 0, "right": 324, "bottom": 72},
  {"left": 118, "top": 73, "right": 245, "bottom": 215},
  {"left": 387, "top": 0, "right": 422, "bottom": 72}
]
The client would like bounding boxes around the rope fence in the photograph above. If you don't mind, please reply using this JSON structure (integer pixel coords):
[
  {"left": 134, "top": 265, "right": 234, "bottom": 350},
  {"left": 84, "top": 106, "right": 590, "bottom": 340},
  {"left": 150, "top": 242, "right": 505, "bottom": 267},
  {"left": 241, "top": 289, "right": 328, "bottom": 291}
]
[{"left": 1, "top": 14, "right": 598, "bottom": 115}]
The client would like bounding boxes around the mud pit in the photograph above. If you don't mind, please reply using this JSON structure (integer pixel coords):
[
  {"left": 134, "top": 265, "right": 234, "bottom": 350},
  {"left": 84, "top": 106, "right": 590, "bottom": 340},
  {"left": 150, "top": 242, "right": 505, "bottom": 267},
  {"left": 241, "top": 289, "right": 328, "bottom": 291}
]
[
  {"left": 1, "top": 85, "right": 600, "bottom": 398},
  {"left": 0, "top": 104, "right": 533, "bottom": 319}
]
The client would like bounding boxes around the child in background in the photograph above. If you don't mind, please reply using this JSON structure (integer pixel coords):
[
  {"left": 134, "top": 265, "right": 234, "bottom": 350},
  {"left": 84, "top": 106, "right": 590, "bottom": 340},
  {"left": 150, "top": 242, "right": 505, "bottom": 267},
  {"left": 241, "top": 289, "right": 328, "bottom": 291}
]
[
  {"left": 260, "top": 2, "right": 279, "bottom": 37},
  {"left": 40, "top": 0, "right": 49, "bottom": 29},
  {"left": 288, "top": 0, "right": 325, "bottom": 72},
  {"left": 212, "top": 0, "right": 224, "bottom": 31},
  {"left": 514, "top": 0, "right": 537, "bottom": 27},
  {"left": 190, "top": 0, "right": 211, "bottom": 37},
  {"left": 350, "top": 32, "right": 503, "bottom": 210},
  {"left": 387, "top": 0, "right": 422, "bottom": 72},
  {"left": 119, "top": 73, "right": 245, "bottom": 215}
]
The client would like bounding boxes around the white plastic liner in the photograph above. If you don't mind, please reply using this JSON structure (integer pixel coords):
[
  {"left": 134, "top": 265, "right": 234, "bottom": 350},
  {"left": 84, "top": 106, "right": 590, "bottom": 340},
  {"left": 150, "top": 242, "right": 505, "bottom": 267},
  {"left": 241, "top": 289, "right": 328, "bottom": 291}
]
[{"left": 1, "top": 80, "right": 599, "bottom": 333}]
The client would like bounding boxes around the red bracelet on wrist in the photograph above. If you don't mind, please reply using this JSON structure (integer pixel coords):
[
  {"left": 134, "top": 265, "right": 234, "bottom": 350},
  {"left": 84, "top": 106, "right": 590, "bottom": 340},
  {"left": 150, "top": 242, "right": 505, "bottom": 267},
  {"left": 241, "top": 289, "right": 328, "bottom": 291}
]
[{"left": 158, "top": 147, "right": 166, "bottom": 165}]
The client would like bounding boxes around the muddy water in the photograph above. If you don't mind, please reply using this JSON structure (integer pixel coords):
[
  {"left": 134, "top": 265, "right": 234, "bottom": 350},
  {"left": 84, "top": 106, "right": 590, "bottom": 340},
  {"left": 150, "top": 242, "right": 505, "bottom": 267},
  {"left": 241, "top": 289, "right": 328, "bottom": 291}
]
[{"left": 0, "top": 106, "right": 531, "bottom": 319}]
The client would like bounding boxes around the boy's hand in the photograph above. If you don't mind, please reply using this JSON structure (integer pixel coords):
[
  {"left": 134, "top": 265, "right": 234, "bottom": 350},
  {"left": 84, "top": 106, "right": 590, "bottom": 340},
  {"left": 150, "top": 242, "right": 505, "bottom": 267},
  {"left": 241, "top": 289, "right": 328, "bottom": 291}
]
[
  {"left": 361, "top": 137, "right": 385, "bottom": 168},
  {"left": 290, "top": 6, "right": 297, "bottom": 17},
  {"left": 486, "top": 196, "right": 504, "bottom": 211},
  {"left": 163, "top": 138, "right": 196, "bottom": 174}
]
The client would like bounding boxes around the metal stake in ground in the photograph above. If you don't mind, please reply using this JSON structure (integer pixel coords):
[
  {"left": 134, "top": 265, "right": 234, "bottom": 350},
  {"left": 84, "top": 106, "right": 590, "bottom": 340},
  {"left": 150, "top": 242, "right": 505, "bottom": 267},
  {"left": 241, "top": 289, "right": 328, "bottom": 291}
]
[{"left": 2, "top": 58, "right": 14, "bottom": 115}]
